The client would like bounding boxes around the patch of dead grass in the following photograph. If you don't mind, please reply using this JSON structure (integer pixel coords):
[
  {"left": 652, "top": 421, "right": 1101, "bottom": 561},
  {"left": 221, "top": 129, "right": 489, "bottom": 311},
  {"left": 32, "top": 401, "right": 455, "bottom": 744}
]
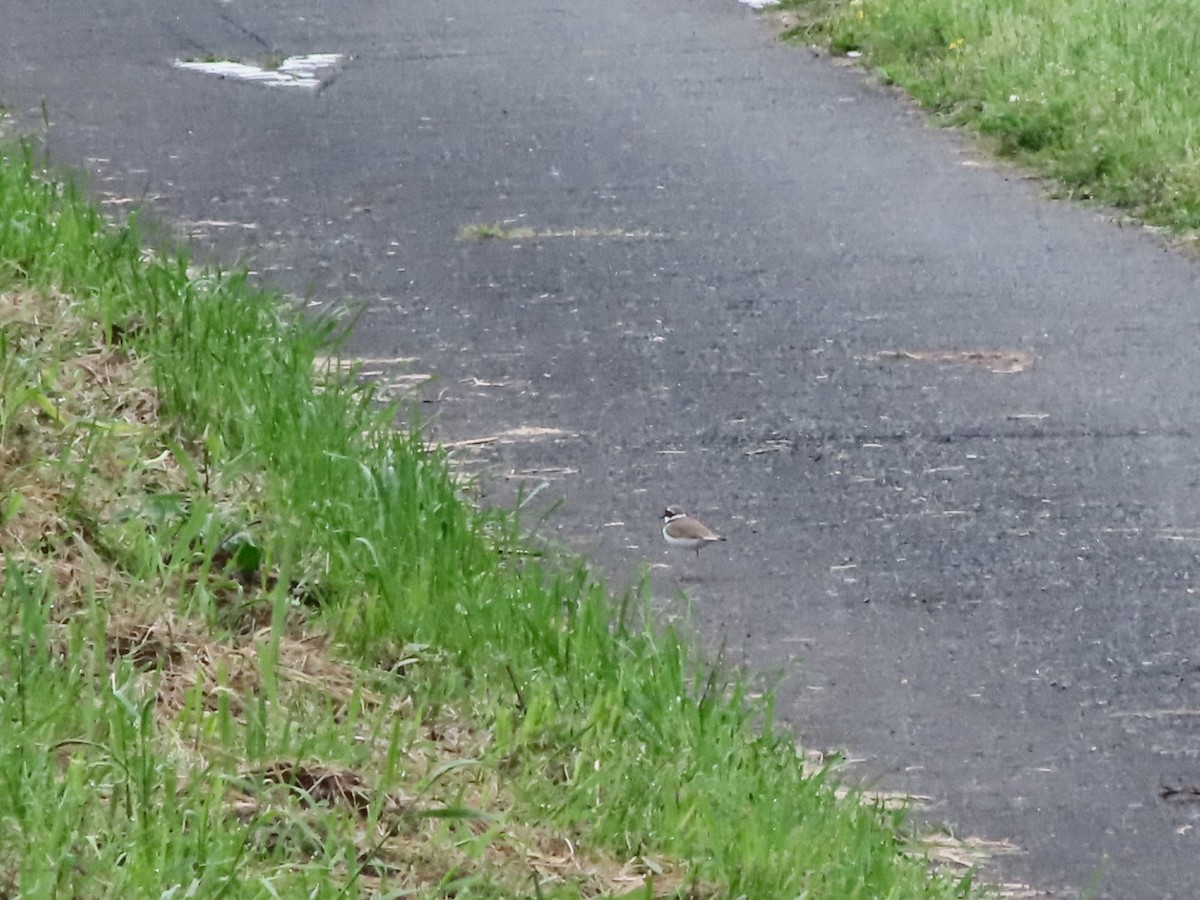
[
  {"left": 859, "top": 348, "right": 1034, "bottom": 374},
  {"left": 101, "top": 609, "right": 367, "bottom": 718},
  {"left": 1, "top": 288, "right": 178, "bottom": 604},
  {"left": 457, "top": 222, "right": 664, "bottom": 242}
]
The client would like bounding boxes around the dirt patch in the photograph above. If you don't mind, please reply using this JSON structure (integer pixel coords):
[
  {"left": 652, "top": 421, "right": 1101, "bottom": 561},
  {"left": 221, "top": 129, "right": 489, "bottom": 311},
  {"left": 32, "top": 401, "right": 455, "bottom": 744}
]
[
  {"left": 457, "top": 222, "right": 664, "bottom": 241},
  {"left": 860, "top": 349, "right": 1034, "bottom": 374}
]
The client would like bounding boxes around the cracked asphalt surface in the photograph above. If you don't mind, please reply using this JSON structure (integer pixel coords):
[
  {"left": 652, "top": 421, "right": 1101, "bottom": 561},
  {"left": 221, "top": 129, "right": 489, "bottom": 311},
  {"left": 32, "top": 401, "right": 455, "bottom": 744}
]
[{"left": 5, "top": 1, "right": 1200, "bottom": 895}]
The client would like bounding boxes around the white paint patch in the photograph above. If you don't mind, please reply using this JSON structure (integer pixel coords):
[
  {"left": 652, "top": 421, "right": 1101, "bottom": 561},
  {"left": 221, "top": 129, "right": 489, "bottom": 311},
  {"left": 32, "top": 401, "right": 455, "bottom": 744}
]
[
  {"left": 173, "top": 53, "right": 342, "bottom": 89},
  {"left": 739, "top": 0, "right": 779, "bottom": 8}
]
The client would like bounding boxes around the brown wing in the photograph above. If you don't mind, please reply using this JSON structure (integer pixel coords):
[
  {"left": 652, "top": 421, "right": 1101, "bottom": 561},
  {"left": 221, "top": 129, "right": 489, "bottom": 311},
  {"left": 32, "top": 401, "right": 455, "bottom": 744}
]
[{"left": 666, "top": 516, "right": 722, "bottom": 541}]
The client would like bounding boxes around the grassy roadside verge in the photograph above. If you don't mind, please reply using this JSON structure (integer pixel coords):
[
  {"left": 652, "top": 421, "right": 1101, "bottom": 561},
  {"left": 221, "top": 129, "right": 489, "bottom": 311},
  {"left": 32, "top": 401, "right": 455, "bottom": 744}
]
[
  {"left": 778, "top": 0, "right": 1200, "bottom": 235},
  {"left": 0, "top": 142, "right": 982, "bottom": 897}
]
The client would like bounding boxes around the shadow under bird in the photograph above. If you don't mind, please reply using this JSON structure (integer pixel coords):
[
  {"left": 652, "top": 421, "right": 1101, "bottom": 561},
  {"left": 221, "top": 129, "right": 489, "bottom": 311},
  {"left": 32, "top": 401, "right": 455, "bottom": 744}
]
[{"left": 661, "top": 505, "right": 726, "bottom": 558}]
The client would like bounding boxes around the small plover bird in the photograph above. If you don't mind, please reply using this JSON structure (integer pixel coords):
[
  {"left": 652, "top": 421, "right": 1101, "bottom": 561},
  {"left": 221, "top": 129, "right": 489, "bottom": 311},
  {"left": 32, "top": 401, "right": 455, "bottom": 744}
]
[{"left": 661, "top": 505, "right": 726, "bottom": 558}]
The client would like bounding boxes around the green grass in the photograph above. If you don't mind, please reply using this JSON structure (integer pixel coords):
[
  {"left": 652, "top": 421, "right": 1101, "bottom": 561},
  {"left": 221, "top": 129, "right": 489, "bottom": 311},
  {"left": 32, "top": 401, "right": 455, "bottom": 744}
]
[
  {"left": 779, "top": 0, "right": 1200, "bottom": 232},
  {"left": 0, "top": 142, "right": 984, "bottom": 897}
]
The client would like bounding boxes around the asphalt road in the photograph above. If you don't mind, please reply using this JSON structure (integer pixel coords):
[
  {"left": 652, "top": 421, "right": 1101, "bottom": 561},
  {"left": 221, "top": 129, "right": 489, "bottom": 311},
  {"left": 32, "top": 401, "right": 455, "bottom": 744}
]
[{"left": 5, "top": 1, "right": 1200, "bottom": 896}]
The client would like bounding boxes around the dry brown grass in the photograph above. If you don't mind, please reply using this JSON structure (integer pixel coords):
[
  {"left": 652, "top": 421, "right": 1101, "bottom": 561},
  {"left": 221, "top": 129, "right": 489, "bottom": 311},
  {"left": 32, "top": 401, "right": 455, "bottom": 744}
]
[
  {"left": 859, "top": 348, "right": 1034, "bottom": 374},
  {"left": 1, "top": 287, "right": 173, "bottom": 605}
]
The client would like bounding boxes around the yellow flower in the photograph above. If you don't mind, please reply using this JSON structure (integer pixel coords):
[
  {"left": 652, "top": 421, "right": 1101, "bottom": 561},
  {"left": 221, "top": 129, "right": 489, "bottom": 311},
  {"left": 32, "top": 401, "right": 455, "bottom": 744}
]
[{"left": 948, "top": 37, "right": 965, "bottom": 51}]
